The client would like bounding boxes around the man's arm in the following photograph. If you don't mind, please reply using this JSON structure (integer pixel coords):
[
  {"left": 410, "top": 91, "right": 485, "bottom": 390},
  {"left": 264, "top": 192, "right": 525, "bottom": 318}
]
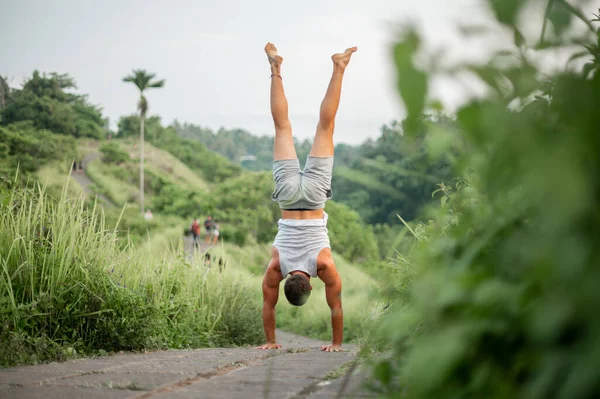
[
  {"left": 318, "top": 251, "right": 344, "bottom": 352},
  {"left": 256, "top": 256, "right": 283, "bottom": 349}
]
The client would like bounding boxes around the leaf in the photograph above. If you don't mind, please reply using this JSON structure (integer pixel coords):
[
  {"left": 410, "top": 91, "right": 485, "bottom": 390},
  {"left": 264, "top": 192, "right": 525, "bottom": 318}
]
[
  {"left": 393, "top": 31, "right": 428, "bottom": 135},
  {"left": 548, "top": 1, "right": 572, "bottom": 36},
  {"left": 468, "top": 66, "right": 502, "bottom": 94},
  {"left": 583, "top": 62, "right": 596, "bottom": 78},
  {"left": 555, "top": 0, "right": 595, "bottom": 32},
  {"left": 514, "top": 28, "right": 525, "bottom": 48},
  {"left": 489, "top": 0, "right": 522, "bottom": 26},
  {"left": 428, "top": 99, "right": 444, "bottom": 112},
  {"left": 567, "top": 50, "right": 591, "bottom": 64},
  {"left": 373, "top": 360, "right": 393, "bottom": 386},
  {"left": 505, "top": 65, "right": 539, "bottom": 97}
]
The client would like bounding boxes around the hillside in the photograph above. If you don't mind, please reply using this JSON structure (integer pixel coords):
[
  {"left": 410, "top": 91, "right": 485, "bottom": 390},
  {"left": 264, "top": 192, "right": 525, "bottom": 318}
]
[
  {"left": 31, "top": 135, "right": 382, "bottom": 344},
  {"left": 171, "top": 119, "right": 457, "bottom": 224},
  {"left": 77, "top": 139, "right": 209, "bottom": 207}
]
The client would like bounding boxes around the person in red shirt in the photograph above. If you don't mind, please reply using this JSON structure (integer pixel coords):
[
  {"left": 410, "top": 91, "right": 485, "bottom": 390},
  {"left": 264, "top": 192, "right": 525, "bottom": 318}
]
[{"left": 190, "top": 218, "right": 201, "bottom": 248}]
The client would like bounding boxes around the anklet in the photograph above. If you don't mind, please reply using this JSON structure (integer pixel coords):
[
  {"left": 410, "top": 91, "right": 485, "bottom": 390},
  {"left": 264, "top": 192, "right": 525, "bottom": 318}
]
[{"left": 270, "top": 74, "right": 282, "bottom": 79}]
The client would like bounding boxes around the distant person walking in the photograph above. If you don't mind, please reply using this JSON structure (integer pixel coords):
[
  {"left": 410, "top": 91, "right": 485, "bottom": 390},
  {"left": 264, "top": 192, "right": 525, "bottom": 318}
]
[
  {"left": 211, "top": 222, "right": 220, "bottom": 245},
  {"left": 144, "top": 209, "right": 153, "bottom": 221},
  {"left": 191, "top": 218, "right": 201, "bottom": 248},
  {"left": 204, "top": 216, "right": 215, "bottom": 244}
]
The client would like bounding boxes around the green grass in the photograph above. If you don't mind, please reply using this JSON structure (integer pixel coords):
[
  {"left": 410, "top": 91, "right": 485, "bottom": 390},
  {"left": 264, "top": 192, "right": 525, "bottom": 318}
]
[
  {"left": 323, "top": 360, "right": 358, "bottom": 380},
  {"left": 0, "top": 181, "right": 262, "bottom": 367},
  {"left": 117, "top": 139, "right": 209, "bottom": 191},
  {"left": 85, "top": 160, "right": 138, "bottom": 205},
  {"left": 36, "top": 162, "right": 85, "bottom": 200},
  {"left": 79, "top": 139, "right": 209, "bottom": 209}
]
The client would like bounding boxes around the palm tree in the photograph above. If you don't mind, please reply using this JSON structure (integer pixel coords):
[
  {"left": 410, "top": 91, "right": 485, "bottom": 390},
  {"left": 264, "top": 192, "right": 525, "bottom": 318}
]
[{"left": 122, "top": 70, "right": 165, "bottom": 214}]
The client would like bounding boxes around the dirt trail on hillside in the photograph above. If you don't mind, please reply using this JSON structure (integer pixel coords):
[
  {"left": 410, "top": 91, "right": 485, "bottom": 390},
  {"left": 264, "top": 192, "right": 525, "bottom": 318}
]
[{"left": 70, "top": 151, "right": 116, "bottom": 207}]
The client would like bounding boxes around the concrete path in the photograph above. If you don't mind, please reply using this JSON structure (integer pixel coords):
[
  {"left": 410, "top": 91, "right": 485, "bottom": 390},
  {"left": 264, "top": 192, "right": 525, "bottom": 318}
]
[{"left": 0, "top": 331, "right": 374, "bottom": 398}]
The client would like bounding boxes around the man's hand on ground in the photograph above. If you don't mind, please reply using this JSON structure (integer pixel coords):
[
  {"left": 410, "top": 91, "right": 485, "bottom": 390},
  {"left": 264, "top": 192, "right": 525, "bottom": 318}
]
[
  {"left": 255, "top": 343, "right": 282, "bottom": 350},
  {"left": 321, "top": 344, "right": 343, "bottom": 352}
]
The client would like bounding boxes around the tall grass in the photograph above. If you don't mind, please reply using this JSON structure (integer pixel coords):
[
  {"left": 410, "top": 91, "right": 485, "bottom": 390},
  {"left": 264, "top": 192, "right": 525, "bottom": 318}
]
[{"left": 0, "top": 179, "right": 262, "bottom": 367}]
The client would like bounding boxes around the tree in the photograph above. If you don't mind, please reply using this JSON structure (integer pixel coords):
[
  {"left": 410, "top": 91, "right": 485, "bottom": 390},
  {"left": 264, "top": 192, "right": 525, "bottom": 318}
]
[
  {"left": 0, "top": 76, "right": 9, "bottom": 111},
  {"left": 122, "top": 69, "right": 165, "bottom": 214},
  {"left": 1, "top": 71, "right": 105, "bottom": 138}
]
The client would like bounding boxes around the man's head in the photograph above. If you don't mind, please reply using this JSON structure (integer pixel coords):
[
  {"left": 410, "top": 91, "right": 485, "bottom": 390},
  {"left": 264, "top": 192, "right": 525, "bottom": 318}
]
[
  {"left": 284, "top": 273, "right": 312, "bottom": 306},
  {"left": 207, "top": 216, "right": 212, "bottom": 220}
]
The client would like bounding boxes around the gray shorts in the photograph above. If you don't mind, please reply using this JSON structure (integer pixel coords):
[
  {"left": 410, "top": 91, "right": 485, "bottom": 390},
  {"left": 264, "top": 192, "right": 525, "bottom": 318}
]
[{"left": 272, "top": 156, "right": 334, "bottom": 210}]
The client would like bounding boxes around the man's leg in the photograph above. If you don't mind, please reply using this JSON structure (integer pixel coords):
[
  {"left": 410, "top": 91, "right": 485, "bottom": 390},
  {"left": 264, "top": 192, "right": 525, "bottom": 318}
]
[
  {"left": 265, "top": 43, "right": 297, "bottom": 161},
  {"left": 310, "top": 47, "right": 357, "bottom": 157}
]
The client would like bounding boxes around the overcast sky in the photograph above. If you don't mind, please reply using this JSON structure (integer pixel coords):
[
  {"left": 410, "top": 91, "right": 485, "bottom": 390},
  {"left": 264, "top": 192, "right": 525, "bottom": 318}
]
[{"left": 1, "top": 0, "right": 596, "bottom": 144}]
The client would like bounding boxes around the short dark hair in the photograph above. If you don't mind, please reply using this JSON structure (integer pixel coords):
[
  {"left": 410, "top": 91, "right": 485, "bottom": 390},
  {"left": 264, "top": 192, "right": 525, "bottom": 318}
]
[{"left": 284, "top": 274, "right": 311, "bottom": 306}]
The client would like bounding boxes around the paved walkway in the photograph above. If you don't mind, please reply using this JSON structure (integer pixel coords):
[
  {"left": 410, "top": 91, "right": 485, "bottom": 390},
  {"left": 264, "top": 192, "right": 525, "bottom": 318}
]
[{"left": 0, "top": 331, "right": 374, "bottom": 398}]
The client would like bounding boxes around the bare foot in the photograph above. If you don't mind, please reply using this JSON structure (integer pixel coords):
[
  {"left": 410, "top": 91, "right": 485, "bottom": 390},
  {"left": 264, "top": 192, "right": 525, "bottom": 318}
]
[
  {"left": 332, "top": 46, "right": 357, "bottom": 69},
  {"left": 265, "top": 42, "right": 283, "bottom": 67}
]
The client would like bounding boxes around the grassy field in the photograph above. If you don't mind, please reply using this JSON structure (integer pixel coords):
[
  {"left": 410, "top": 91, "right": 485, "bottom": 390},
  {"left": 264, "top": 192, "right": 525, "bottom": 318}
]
[
  {"left": 85, "top": 161, "right": 138, "bottom": 205},
  {"left": 118, "top": 139, "right": 209, "bottom": 191},
  {"left": 36, "top": 162, "right": 85, "bottom": 200}
]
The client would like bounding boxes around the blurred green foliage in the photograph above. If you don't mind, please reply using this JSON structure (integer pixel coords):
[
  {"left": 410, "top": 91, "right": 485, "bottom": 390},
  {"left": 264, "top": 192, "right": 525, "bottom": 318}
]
[
  {"left": 1, "top": 71, "right": 106, "bottom": 139},
  {"left": 332, "top": 117, "right": 456, "bottom": 224},
  {"left": 99, "top": 142, "right": 130, "bottom": 164},
  {"left": 370, "top": 3, "right": 600, "bottom": 398},
  {"left": 0, "top": 122, "right": 76, "bottom": 174}
]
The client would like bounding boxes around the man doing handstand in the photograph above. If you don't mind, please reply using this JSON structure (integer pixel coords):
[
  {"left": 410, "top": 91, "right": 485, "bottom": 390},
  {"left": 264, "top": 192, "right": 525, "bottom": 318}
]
[{"left": 256, "top": 42, "right": 357, "bottom": 352}]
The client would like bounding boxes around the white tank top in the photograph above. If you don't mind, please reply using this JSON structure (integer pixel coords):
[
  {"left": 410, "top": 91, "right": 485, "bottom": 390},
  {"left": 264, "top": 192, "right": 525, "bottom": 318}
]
[{"left": 273, "top": 213, "right": 331, "bottom": 278}]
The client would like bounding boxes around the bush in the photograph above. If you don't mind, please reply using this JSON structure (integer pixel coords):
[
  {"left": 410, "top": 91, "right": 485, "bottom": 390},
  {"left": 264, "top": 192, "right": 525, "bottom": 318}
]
[
  {"left": 205, "top": 171, "right": 280, "bottom": 244},
  {"left": 369, "top": 5, "right": 600, "bottom": 398},
  {"left": 99, "top": 142, "right": 129, "bottom": 164},
  {"left": 219, "top": 225, "right": 248, "bottom": 246},
  {"left": 0, "top": 180, "right": 263, "bottom": 367},
  {"left": 0, "top": 122, "right": 76, "bottom": 174},
  {"left": 325, "top": 201, "right": 379, "bottom": 263},
  {"left": 1, "top": 71, "right": 106, "bottom": 139}
]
